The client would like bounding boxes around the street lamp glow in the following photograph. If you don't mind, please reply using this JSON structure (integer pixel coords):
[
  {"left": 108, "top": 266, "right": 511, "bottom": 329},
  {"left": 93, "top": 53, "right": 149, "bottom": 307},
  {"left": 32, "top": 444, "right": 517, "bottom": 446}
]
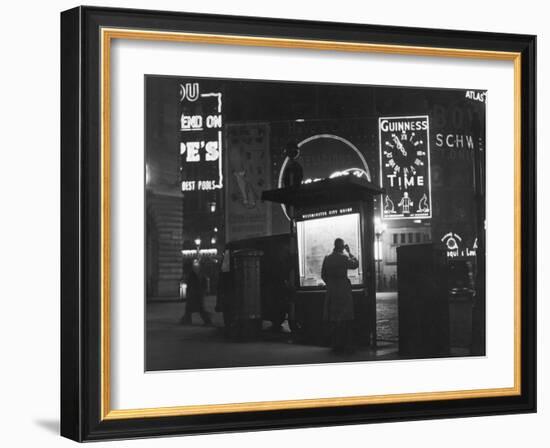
[
  {"left": 145, "top": 164, "right": 151, "bottom": 185},
  {"left": 374, "top": 218, "right": 386, "bottom": 287},
  {"left": 374, "top": 241, "right": 382, "bottom": 261},
  {"left": 194, "top": 238, "right": 201, "bottom": 246},
  {"left": 374, "top": 217, "right": 387, "bottom": 234}
]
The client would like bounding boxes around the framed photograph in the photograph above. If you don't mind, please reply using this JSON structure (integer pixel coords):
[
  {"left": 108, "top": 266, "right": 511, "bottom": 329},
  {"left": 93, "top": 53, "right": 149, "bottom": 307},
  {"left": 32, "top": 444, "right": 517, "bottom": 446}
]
[{"left": 60, "top": 6, "right": 536, "bottom": 441}]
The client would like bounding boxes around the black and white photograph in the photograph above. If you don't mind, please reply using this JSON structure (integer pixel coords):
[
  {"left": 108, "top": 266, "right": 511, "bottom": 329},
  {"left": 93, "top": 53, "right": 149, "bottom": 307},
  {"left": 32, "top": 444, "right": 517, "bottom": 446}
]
[{"left": 145, "top": 76, "right": 487, "bottom": 371}]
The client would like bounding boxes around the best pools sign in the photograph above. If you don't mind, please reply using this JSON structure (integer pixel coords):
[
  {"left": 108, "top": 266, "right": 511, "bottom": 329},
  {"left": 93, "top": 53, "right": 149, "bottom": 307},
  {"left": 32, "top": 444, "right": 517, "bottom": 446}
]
[
  {"left": 378, "top": 115, "right": 432, "bottom": 220},
  {"left": 179, "top": 82, "right": 224, "bottom": 192}
]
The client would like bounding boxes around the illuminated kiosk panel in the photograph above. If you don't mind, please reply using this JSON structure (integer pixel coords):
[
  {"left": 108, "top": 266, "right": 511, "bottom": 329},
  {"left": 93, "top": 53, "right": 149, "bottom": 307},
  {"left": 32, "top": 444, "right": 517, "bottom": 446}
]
[
  {"left": 261, "top": 177, "right": 382, "bottom": 346},
  {"left": 297, "top": 212, "right": 363, "bottom": 288}
]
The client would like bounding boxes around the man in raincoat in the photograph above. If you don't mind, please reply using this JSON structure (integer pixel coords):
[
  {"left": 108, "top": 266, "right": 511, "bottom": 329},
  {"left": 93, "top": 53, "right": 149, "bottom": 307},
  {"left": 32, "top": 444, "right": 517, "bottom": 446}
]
[{"left": 321, "top": 238, "right": 359, "bottom": 353}]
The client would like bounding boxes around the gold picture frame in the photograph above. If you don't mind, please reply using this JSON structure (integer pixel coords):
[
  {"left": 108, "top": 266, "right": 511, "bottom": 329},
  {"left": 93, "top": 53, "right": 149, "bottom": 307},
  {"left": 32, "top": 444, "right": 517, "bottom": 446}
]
[{"left": 61, "top": 6, "right": 536, "bottom": 441}]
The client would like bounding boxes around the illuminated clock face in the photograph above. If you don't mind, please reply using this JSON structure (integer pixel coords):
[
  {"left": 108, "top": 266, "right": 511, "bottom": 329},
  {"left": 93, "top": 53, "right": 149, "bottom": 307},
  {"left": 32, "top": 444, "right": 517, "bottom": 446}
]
[
  {"left": 378, "top": 115, "right": 431, "bottom": 220},
  {"left": 383, "top": 131, "right": 427, "bottom": 177}
]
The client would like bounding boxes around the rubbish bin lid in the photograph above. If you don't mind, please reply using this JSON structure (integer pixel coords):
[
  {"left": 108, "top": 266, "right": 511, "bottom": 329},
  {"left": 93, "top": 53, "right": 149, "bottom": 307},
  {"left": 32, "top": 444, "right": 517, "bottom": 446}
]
[{"left": 233, "top": 249, "right": 264, "bottom": 257}]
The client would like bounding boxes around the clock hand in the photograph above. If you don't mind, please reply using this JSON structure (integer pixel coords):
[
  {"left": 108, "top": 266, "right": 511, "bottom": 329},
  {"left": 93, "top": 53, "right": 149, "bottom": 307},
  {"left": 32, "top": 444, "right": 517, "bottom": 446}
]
[{"left": 392, "top": 135, "right": 408, "bottom": 156}]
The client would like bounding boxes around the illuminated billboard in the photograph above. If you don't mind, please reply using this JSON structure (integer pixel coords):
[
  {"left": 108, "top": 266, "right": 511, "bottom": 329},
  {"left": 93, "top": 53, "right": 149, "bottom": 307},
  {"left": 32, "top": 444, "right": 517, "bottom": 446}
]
[
  {"left": 179, "top": 82, "right": 224, "bottom": 192},
  {"left": 378, "top": 115, "right": 432, "bottom": 220}
]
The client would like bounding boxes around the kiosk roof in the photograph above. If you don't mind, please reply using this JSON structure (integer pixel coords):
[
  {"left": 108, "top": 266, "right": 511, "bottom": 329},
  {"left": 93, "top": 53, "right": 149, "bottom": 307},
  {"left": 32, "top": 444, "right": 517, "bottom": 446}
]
[{"left": 261, "top": 176, "right": 384, "bottom": 208}]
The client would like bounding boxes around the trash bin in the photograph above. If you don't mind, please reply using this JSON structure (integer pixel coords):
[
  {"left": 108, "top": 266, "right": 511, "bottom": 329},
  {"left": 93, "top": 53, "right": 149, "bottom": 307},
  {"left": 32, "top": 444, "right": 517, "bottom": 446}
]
[
  {"left": 449, "top": 288, "right": 475, "bottom": 354},
  {"left": 397, "top": 244, "right": 450, "bottom": 357},
  {"left": 233, "top": 249, "right": 263, "bottom": 340}
]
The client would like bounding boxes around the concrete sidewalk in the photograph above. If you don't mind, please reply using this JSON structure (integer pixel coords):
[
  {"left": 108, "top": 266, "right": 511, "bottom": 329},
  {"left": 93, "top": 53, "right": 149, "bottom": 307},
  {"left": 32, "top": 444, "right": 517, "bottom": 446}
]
[{"left": 146, "top": 293, "right": 399, "bottom": 371}]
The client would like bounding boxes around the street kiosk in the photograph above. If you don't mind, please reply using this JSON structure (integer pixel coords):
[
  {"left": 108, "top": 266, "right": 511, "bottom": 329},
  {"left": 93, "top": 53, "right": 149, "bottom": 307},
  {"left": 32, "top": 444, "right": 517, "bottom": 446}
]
[{"left": 262, "top": 176, "right": 383, "bottom": 347}]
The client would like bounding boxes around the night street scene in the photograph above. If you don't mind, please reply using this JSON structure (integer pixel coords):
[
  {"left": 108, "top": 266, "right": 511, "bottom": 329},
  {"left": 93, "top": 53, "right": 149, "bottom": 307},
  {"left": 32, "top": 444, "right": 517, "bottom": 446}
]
[{"left": 145, "top": 75, "right": 486, "bottom": 371}]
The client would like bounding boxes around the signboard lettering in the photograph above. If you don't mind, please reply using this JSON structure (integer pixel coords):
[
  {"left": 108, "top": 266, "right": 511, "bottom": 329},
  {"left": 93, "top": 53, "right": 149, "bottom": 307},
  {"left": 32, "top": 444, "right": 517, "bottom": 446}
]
[
  {"left": 378, "top": 115, "right": 432, "bottom": 220},
  {"left": 179, "top": 83, "right": 223, "bottom": 191}
]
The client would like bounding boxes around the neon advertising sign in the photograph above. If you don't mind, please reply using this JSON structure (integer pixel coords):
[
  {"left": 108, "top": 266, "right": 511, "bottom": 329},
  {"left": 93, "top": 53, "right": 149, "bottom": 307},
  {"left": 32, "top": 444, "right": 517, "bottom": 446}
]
[
  {"left": 179, "top": 82, "right": 224, "bottom": 192},
  {"left": 441, "top": 232, "right": 478, "bottom": 258},
  {"left": 378, "top": 116, "right": 432, "bottom": 220}
]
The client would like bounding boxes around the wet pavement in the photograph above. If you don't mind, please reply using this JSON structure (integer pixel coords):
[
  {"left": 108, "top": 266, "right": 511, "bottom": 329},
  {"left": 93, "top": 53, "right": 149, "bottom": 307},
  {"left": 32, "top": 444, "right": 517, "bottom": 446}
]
[{"left": 146, "top": 292, "right": 399, "bottom": 371}]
